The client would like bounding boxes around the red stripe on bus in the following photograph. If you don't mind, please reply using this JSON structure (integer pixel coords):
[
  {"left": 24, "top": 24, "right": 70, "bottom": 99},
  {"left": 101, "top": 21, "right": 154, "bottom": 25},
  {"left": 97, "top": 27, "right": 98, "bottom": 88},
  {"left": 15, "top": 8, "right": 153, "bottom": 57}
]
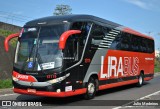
[
  {"left": 99, "top": 79, "right": 138, "bottom": 90},
  {"left": 144, "top": 77, "right": 153, "bottom": 81},
  {"left": 13, "top": 71, "right": 37, "bottom": 82}
]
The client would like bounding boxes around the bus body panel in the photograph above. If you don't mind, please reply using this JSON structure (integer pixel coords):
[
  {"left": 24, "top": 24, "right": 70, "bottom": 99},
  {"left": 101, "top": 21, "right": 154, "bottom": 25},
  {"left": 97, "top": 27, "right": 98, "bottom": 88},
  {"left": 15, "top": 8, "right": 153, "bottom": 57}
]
[{"left": 7, "top": 15, "right": 154, "bottom": 97}]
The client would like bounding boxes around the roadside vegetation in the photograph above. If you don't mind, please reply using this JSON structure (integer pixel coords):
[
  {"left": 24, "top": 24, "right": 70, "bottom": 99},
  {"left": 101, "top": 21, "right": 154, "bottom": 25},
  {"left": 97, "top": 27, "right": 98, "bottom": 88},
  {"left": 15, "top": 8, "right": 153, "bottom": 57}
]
[
  {"left": 0, "top": 79, "right": 12, "bottom": 89},
  {"left": 0, "top": 29, "right": 18, "bottom": 47},
  {"left": 0, "top": 29, "right": 16, "bottom": 89},
  {"left": 155, "top": 57, "right": 160, "bottom": 73}
]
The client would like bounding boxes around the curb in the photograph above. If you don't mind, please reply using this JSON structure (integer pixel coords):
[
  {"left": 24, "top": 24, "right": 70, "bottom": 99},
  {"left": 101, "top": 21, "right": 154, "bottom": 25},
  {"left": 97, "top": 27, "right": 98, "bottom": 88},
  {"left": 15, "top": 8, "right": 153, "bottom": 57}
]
[
  {"left": 0, "top": 88, "right": 13, "bottom": 95},
  {"left": 154, "top": 72, "right": 160, "bottom": 77}
]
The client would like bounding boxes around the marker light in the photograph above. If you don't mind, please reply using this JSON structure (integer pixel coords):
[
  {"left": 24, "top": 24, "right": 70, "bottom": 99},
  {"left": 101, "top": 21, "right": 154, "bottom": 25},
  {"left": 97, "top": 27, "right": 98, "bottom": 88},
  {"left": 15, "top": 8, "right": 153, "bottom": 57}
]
[{"left": 56, "top": 89, "right": 61, "bottom": 93}]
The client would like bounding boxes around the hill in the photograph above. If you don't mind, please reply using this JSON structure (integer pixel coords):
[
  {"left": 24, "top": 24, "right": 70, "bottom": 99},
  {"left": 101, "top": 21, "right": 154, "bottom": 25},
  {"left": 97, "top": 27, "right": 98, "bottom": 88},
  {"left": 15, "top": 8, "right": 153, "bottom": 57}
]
[
  {"left": 0, "top": 36, "right": 14, "bottom": 79},
  {"left": 0, "top": 22, "right": 21, "bottom": 79}
]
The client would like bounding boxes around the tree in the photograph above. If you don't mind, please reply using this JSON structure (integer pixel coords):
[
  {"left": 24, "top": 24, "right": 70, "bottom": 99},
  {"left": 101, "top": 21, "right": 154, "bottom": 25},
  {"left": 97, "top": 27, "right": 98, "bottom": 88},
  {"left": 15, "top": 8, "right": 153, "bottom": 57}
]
[{"left": 53, "top": 4, "right": 72, "bottom": 16}]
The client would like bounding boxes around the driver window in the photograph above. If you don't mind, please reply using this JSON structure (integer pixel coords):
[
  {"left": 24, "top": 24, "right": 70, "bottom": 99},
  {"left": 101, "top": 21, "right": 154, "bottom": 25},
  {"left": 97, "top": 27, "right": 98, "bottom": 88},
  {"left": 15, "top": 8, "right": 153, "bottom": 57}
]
[
  {"left": 65, "top": 22, "right": 91, "bottom": 63},
  {"left": 90, "top": 24, "right": 105, "bottom": 49}
]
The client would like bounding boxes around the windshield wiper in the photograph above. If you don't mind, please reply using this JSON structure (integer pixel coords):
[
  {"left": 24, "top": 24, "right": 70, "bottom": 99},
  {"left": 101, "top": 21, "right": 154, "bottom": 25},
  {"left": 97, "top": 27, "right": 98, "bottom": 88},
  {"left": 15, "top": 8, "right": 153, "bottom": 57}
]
[
  {"left": 20, "top": 43, "right": 36, "bottom": 73},
  {"left": 36, "top": 52, "right": 44, "bottom": 72}
]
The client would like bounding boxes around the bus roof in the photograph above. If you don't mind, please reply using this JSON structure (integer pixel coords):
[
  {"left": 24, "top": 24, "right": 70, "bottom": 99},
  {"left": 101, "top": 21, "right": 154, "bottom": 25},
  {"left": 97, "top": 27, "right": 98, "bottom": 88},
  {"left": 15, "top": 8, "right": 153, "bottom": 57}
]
[
  {"left": 25, "top": 14, "right": 121, "bottom": 28},
  {"left": 24, "top": 14, "right": 153, "bottom": 40},
  {"left": 123, "top": 27, "right": 153, "bottom": 40}
]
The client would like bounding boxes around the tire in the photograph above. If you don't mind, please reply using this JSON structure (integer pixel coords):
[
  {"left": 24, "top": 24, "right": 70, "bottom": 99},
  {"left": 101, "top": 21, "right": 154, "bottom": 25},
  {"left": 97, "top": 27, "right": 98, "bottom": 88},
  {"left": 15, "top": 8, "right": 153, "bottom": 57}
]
[
  {"left": 137, "top": 73, "right": 144, "bottom": 87},
  {"left": 84, "top": 77, "right": 97, "bottom": 100}
]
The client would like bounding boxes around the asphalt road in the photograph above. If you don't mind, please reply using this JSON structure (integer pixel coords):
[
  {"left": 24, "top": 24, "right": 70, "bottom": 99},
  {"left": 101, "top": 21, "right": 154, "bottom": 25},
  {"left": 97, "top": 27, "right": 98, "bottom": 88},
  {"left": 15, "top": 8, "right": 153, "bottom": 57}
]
[{"left": 0, "top": 73, "right": 160, "bottom": 109}]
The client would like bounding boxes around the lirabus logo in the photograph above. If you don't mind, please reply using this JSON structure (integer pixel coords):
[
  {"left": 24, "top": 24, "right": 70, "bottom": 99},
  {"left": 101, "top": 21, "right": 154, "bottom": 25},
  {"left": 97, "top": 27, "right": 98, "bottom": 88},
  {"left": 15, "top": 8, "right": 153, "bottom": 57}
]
[{"left": 100, "top": 56, "right": 139, "bottom": 78}]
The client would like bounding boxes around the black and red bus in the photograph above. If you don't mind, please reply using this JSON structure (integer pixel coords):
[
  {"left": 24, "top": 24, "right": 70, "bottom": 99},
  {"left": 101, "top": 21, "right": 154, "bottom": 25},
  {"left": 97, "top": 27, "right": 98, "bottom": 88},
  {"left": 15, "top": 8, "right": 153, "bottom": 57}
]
[{"left": 5, "top": 15, "right": 155, "bottom": 99}]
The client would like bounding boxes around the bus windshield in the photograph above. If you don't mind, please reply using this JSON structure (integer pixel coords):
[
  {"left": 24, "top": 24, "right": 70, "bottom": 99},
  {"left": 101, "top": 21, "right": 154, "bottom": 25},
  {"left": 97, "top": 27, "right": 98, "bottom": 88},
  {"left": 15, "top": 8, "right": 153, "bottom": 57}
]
[{"left": 14, "top": 24, "right": 68, "bottom": 71}]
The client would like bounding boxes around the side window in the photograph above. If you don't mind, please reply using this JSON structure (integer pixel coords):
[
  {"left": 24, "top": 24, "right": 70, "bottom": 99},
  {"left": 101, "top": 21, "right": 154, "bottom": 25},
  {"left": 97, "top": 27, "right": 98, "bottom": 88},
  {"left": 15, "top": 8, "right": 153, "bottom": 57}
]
[
  {"left": 131, "top": 35, "right": 140, "bottom": 52},
  {"left": 140, "top": 38, "right": 147, "bottom": 53},
  {"left": 90, "top": 24, "right": 105, "bottom": 49},
  {"left": 121, "top": 33, "right": 131, "bottom": 51},
  {"left": 110, "top": 31, "right": 154, "bottom": 53},
  {"left": 65, "top": 22, "right": 92, "bottom": 63},
  {"left": 110, "top": 32, "right": 123, "bottom": 50},
  {"left": 71, "top": 22, "right": 91, "bottom": 47},
  {"left": 110, "top": 32, "right": 132, "bottom": 51},
  {"left": 151, "top": 40, "right": 155, "bottom": 53},
  {"left": 147, "top": 39, "right": 154, "bottom": 53},
  {"left": 65, "top": 36, "right": 78, "bottom": 63}
]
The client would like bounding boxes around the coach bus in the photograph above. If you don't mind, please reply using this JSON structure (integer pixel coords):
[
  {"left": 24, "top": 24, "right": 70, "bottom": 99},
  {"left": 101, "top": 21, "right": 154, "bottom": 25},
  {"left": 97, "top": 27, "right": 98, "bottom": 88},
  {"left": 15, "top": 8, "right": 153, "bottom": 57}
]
[{"left": 4, "top": 15, "right": 154, "bottom": 99}]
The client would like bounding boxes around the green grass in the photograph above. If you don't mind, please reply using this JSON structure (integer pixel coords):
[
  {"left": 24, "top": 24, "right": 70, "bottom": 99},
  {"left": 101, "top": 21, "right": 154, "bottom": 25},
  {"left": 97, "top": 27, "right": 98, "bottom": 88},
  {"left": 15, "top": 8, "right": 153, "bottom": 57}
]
[
  {"left": 0, "top": 29, "right": 14, "bottom": 37},
  {"left": 0, "top": 29, "right": 18, "bottom": 47},
  {"left": 155, "top": 67, "right": 160, "bottom": 73},
  {"left": 155, "top": 58, "right": 160, "bottom": 73},
  {"left": 0, "top": 79, "right": 12, "bottom": 89}
]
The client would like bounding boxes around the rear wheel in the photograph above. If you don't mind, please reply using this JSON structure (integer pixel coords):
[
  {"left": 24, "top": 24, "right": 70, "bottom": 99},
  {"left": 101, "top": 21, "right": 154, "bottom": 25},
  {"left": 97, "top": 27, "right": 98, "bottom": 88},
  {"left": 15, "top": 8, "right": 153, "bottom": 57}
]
[
  {"left": 84, "top": 77, "right": 97, "bottom": 100},
  {"left": 137, "top": 73, "right": 144, "bottom": 87}
]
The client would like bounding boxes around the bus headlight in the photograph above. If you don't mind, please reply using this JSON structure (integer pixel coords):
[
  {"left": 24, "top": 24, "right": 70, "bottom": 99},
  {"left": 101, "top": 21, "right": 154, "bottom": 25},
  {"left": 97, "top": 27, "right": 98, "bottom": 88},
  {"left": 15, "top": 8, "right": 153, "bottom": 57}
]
[
  {"left": 12, "top": 76, "right": 19, "bottom": 82},
  {"left": 47, "top": 73, "right": 70, "bottom": 84}
]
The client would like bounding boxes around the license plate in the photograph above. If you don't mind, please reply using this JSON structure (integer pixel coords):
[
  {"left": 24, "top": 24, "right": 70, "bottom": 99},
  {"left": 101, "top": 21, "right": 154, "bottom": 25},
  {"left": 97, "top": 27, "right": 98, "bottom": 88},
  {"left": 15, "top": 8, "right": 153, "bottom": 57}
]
[{"left": 27, "top": 89, "right": 36, "bottom": 93}]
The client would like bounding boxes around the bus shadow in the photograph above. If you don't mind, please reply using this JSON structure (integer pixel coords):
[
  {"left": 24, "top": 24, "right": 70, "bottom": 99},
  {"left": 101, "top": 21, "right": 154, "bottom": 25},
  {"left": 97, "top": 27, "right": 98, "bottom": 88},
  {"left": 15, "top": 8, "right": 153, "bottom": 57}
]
[
  {"left": 16, "top": 94, "right": 85, "bottom": 106},
  {"left": 16, "top": 82, "right": 150, "bottom": 106},
  {"left": 96, "top": 82, "right": 149, "bottom": 97}
]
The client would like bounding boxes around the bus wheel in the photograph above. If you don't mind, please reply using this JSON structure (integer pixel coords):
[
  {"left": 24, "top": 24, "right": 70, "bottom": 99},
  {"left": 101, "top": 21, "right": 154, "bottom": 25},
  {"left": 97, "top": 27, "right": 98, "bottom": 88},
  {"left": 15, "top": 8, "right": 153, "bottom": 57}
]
[
  {"left": 84, "top": 77, "right": 96, "bottom": 100},
  {"left": 137, "top": 73, "right": 144, "bottom": 87}
]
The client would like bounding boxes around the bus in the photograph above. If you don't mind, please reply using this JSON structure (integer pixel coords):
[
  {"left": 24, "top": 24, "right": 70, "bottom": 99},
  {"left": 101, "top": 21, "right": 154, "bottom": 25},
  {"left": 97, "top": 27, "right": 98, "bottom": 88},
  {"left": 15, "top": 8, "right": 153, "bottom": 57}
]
[{"left": 4, "top": 15, "right": 155, "bottom": 99}]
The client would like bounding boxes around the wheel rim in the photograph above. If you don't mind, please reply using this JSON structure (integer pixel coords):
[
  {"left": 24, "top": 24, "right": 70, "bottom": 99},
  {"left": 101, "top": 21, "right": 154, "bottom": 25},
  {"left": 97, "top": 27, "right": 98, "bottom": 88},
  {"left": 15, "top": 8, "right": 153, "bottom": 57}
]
[
  {"left": 139, "top": 75, "right": 142, "bottom": 85},
  {"left": 88, "top": 83, "right": 95, "bottom": 94}
]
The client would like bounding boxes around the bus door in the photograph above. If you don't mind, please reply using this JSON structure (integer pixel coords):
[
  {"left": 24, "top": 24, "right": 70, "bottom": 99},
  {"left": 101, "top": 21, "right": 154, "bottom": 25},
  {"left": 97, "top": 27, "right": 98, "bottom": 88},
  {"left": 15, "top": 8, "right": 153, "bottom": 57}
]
[{"left": 68, "top": 22, "right": 92, "bottom": 84}]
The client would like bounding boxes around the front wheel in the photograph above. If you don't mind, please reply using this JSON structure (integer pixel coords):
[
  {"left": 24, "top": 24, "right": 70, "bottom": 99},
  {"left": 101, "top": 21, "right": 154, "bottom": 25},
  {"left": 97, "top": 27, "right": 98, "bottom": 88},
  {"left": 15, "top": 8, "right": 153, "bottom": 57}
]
[
  {"left": 137, "top": 73, "right": 144, "bottom": 87},
  {"left": 84, "top": 77, "right": 97, "bottom": 100}
]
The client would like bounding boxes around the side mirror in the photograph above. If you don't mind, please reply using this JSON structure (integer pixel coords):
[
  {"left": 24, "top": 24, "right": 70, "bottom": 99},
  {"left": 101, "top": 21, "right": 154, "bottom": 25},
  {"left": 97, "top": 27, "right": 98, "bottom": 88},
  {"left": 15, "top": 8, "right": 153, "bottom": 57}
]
[
  {"left": 4, "top": 33, "right": 20, "bottom": 52},
  {"left": 59, "top": 30, "right": 81, "bottom": 50}
]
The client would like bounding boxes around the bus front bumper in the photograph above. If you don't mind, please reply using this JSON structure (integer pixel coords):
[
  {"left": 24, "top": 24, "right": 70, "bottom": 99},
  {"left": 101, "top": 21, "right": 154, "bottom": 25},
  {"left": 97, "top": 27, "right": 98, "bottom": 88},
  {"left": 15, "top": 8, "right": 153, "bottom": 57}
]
[{"left": 13, "top": 88, "right": 86, "bottom": 97}]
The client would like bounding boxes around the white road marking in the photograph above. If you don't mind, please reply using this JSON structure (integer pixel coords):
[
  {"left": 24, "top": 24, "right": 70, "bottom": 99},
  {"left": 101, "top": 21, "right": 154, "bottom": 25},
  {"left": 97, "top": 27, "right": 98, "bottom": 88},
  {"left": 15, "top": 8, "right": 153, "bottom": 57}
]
[
  {"left": 138, "top": 90, "right": 160, "bottom": 100},
  {"left": 113, "top": 90, "right": 160, "bottom": 109},
  {"left": 0, "top": 93, "right": 17, "bottom": 97},
  {"left": 154, "top": 73, "right": 160, "bottom": 77}
]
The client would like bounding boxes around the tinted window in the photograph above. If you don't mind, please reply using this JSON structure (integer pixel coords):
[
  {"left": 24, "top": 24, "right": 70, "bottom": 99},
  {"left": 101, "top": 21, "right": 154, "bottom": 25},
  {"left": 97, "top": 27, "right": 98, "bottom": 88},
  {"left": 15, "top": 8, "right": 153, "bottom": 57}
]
[
  {"left": 121, "top": 33, "right": 131, "bottom": 51},
  {"left": 110, "top": 32, "right": 154, "bottom": 53},
  {"left": 110, "top": 33, "right": 122, "bottom": 50},
  {"left": 65, "top": 22, "right": 92, "bottom": 63},
  {"left": 90, "top": 24, "right": 105, "bottom": 49}
]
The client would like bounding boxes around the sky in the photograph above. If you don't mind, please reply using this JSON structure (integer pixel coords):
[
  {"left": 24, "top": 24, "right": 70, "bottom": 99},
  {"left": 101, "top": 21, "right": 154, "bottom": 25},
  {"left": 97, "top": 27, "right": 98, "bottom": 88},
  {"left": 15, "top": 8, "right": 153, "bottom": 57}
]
[{"left": 0, "top": 0, "right": 160, "bottom": 50}]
